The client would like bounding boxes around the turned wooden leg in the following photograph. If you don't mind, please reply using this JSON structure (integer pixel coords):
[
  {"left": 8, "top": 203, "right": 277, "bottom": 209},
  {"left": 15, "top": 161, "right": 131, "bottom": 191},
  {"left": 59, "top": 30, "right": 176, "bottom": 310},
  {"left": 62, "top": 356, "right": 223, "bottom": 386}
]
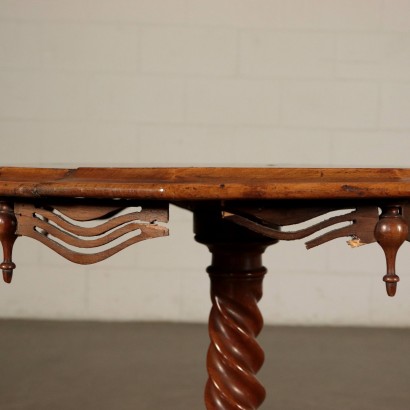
[
  {"left": 375, "top": 205, "right": 409, "bottom": 296},
  {"left": 195, "top": 210, "right": 276, "bottom": 410},
  {"left": 0, "top": 202, "right": 17, "bottom": 283}
]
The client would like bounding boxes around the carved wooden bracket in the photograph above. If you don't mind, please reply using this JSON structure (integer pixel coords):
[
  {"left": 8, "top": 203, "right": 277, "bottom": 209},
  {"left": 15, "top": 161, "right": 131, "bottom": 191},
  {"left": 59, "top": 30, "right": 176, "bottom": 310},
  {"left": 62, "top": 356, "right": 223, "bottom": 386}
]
[
  {"left": 0, "top": 200, "right": 169, "bottom": 283},
  {"left": 15, "top": 201, "right": 169, "bottom": 264},
  {"left": 222, "top": 203, "right": 410, "bottom": 297},
  {"left": 222, "top": 205, "right": 379, "bottom": 249}
]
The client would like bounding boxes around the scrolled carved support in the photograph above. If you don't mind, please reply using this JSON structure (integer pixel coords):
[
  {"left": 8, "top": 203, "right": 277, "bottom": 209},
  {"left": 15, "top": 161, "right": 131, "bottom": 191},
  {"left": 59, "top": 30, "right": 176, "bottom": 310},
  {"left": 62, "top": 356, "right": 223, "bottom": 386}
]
[
  {"left": 0, "top": 202, "right": 18, "bottom": 283},
  {"left": 221, "top": 202, "right": 410, "bottom": 296},
  {"left": 222, "top": 205, "right": 379, "bottom": 249},
  {"left": 14, "top": 201, "right": 169, "bottom": 265},
  {"left": 375, "top": 206, "right": 408, "bottom": 296}
]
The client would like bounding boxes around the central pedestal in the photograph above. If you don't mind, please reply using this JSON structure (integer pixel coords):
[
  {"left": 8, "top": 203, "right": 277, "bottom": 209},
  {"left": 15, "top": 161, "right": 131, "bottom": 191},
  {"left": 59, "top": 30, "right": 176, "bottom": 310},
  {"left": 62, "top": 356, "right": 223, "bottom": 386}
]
[{"left": 195, "top": 209, "right": 276, "bottom": 409}]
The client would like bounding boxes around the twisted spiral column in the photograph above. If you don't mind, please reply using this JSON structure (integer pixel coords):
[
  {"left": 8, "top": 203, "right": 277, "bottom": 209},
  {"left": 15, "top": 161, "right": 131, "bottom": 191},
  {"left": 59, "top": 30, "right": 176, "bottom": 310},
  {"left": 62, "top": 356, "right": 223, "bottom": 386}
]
[{"left": 206, "top": 262, "right": 266, "bottom": 409}]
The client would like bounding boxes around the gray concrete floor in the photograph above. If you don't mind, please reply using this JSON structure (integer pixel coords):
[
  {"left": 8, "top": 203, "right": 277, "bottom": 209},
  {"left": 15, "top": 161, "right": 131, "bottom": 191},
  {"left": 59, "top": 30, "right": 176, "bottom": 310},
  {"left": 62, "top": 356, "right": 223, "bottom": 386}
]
[{"left": 0, "top": 320, "right": 410, "bottom": 409}]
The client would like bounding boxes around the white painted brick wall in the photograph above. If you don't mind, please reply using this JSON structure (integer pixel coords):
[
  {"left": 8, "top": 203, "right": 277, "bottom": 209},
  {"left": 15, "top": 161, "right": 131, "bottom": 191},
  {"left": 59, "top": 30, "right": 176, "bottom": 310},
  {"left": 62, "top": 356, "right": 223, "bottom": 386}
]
[
  {"left": 240, "top": 31, "right": 335, "bottom": 79},
  {"left": 281, "top": 0, "right": 383, "bottom": 30},
  {"left": 184, "top": 78, "right": 281, "bottom": 125},
  {"left": 1, "top": 0, "right": 410, "bottom": 327},
  {"left": 381, "top": 83, "right": 410, "bottom": 129},
  {"left": 87, "top": 75, "right": 185, "bottom": 122},
  {"left": 337, "top": 32, "right": 410, "bottom": 80},
  {"left": 0, "top": 22, "right": 140, "bottom": 71},
  {"left": 382, "top": 0, "right": 410, "bottom": 31},
  {"left": 185, "top": 0, "right": 282, "bottom": 28},
  {"left": 141, "top": 27, "right": 237, "bottom": 76},
  {"left": 282, "top": 81, "right": 380, "bottom": 128}
]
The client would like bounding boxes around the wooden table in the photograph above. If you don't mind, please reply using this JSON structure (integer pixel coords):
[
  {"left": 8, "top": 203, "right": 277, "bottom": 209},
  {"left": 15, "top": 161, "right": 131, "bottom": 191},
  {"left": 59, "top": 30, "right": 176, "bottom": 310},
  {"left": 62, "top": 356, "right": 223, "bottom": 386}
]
[{"left": 0, "top": 166, "right": 409, "bottom": 409}]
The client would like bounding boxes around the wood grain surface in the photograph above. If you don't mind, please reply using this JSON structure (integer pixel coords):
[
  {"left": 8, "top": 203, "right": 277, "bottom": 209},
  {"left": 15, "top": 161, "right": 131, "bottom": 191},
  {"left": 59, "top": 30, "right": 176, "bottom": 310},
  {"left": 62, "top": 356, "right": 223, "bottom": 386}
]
[{"left": 1, "top": 167, "right": 410, "bottom": 200}]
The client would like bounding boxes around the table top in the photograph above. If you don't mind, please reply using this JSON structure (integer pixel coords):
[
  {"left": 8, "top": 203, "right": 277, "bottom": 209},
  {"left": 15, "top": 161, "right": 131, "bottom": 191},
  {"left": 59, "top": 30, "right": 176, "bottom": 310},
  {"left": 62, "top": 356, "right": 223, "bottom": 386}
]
[{"left": 1, "top": 166, "right": 410, "bottom": 201}]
